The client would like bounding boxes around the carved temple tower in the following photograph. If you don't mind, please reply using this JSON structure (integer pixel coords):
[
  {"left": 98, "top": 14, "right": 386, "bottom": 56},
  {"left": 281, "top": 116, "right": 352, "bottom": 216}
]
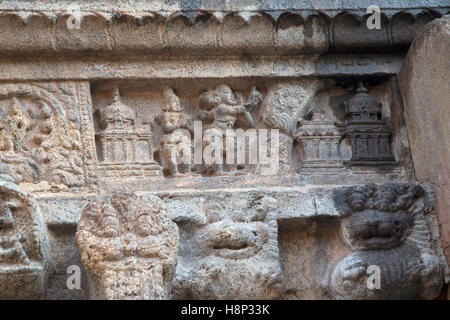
[
  {"left": 343, "top": 83, "right": 396, "bottom": 166},
  {"left": 96, "top": 89, "right": 162, "bottom": 177},
  {"left": 296, "top": 112, "right": 344, "bottom": 172}
]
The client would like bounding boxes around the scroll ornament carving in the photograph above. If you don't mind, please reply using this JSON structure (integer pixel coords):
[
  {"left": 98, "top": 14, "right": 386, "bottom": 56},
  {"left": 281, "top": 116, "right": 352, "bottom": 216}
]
[
  {"left": 330, "top": 183, "right": 444, "bottom": 299},
  {"left": 259, "top": 84, "right": 310, "bottom": 175},
  {"left": 76, "top": 194, "right": 179, "bottom": 300}
]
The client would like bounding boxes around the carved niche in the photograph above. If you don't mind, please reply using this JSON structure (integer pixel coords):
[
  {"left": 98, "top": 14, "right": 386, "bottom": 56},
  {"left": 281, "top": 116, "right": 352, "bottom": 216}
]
[
  {"left": 172, "top": 193, "right": 284, "bottom": 299},
  {"left": 0, "top": 174, "right": 52, "bottom": 299},
  {"left": 76, "top": 194, "right": 179, "bottom": 300},
  {"left": 330, "top": 183, "right": 444, "bottom": 299},
  {"left": 342, "top": 83, "right": 396, "bottom": 166},
  {"left": 0, "top": 82, "right": 96, "bottom": 190},
  {"left": 296, "top": 111, "right": 344, "bottom": 171},
  {"left": 95, "top": 89, "right": 162, "bottom": 178}
]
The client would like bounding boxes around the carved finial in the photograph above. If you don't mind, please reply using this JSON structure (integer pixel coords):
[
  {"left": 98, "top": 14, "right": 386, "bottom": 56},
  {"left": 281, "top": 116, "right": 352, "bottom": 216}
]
[
  {"left": 112, "top": 87, "right": 121, "bottom": 103},
  {"left": 163, "top": 88, "right": 181, "bottom": 112},
  {"left": 356, "top": 81, "right": 367, "bottom": 93}
]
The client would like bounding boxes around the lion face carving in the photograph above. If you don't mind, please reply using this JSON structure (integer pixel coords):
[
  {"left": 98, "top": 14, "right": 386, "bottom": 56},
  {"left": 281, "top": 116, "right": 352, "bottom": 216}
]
[{"left": 76, "top": 194, "right": 179, "bottom": 300}]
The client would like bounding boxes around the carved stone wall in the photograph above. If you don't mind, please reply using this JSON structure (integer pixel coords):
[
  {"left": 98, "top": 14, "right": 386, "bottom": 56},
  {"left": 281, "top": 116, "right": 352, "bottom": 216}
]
[{"left": 0, "top": 1, "right": 448, "bottom": 300}]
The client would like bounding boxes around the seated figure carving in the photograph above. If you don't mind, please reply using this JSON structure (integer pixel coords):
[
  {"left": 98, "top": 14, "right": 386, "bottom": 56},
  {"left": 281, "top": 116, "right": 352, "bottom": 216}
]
[
  {"left": 76, "top": 194, "right": 179, "bottom": 300},
  {"left": 330, "top": 183, "right": 444, "bottom": 299}
]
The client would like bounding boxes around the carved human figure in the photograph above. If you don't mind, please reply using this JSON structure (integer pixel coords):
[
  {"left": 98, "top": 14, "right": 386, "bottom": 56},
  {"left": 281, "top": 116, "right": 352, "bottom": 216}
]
[
  {"left": 155, "top": 88, "right": 193, "bottom": 177},
  {"left": 258, "top": 84, "right": 310, "bottom": 175},
  {"left": 0, "top": 174, "right": 51, "bottom": 299},
  {"left": 198, "top": 85, "right": 261, "bottom": 175},
  {"left": 172, "top": 194, "right": 284, "bottom": 299},
  {"left": 330, "top": 183, "right": 444, "bottom": 299},
  {"left": 2, "top": 98, "right": 32, "bottom": 154},
  {"left": 76, "top": 194, "right": 179, "bottom": 300}
]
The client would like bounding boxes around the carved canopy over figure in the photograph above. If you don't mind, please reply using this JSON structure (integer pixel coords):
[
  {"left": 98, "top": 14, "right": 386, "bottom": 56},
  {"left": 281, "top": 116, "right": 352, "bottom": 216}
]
[
  {"left": 330, "top": 183, "right": 444, "bottom": 299},
  {"left": 155, "top": 88, "right": 194, "bottom": 177},
  {"left": 76, "top": 194, "right": 179, "bottom": 300}
]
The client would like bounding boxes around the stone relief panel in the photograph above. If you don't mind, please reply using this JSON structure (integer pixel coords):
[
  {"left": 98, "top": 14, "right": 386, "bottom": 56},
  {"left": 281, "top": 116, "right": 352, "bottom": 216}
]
[
  {"left": 90, "top": 80, "right": 408, "bottom": 185},
  {"left": 0, "top": 175, "right": 52, "bottom": 299},
  {"left": 171, "top": 193, "right": 284, "bottom": 299},
  {"left": 0, "top": 82, "right": 96, "bottom": 192},
  {"left": 330, "top": 183, "right": 444, "bottom": 299},
  {"left": 76, "top": 194, "right": 179, "bottom": 300},
  {"left": 197, "top": 84, "right": 262, "bottom": 176}
]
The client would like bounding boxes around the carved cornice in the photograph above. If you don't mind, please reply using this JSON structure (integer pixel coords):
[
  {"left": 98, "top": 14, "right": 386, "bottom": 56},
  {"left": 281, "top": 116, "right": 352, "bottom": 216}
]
[{"left": 0, "top": 6, "right": 448, "bottom": 57}]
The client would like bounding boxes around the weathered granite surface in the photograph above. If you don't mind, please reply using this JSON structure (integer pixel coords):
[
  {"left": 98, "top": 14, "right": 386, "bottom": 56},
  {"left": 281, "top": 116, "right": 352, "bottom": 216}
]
[
  {"left": 398, "top": 15, "right": 450, "bottom": 272},
  {"left": 0, "top": 1, "right": 448, "bottom": 300}
]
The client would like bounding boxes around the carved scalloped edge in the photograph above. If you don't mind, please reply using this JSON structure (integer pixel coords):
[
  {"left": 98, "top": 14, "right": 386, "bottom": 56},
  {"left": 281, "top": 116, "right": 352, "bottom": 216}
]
[
  {"left": 0, "top": 8, "right": 447, "bottom": 55},
  {"left": 0, "top": 8, "right": 448, "bottom": 25}
]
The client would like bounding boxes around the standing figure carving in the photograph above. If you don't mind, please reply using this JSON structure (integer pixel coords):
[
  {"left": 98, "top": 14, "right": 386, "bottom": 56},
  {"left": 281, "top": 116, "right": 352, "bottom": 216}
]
[{"left": 155, "top": 88, "right": 194, "bottom": 177}]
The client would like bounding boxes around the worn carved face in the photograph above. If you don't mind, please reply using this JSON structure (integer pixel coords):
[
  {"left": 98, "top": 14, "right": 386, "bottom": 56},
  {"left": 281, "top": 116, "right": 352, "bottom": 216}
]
[
  {"left": 172, "top": 195, "right": 283, "bottom": 299},
  {"left": 344, "top": 209, "right": 414, "bottom": 251},
  {"left": 76, "top": 194, "right": 179, "bottom": 300},
  {"left": 161, "top": 112, "right": 180, "bottom": 130},
  {"left": 217, "top": 85, "right": 237, "bottom": 105},
  {"left": 77, "top": 195, "right": 178, "bottom": 269}
]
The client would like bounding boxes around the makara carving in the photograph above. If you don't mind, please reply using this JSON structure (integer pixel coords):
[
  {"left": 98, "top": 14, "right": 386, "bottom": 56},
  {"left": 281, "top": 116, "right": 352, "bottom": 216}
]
[
  {"left": 172, "top": 194, "right": 284, "bottom": 299},
  {"left": 330, "top": 183, "right": 444, "bottom": 299},
  {"left": 76, "top": 194, "right": 179, "bottom": 300},
  {"left": 0, "top": 171, "right": 51, "bottom": 299}
]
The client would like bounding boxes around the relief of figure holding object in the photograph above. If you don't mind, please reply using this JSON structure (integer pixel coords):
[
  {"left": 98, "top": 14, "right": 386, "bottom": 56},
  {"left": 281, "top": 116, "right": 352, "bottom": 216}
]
[{"left": 198, "top": 85, "right": 262, "bottom": 176}]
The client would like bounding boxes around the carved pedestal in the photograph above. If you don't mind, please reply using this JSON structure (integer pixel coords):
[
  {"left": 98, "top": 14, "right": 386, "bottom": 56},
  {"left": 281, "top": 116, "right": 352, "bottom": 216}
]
[{"left": 296, "top": 118, "right": 344, "bottom": 172}]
